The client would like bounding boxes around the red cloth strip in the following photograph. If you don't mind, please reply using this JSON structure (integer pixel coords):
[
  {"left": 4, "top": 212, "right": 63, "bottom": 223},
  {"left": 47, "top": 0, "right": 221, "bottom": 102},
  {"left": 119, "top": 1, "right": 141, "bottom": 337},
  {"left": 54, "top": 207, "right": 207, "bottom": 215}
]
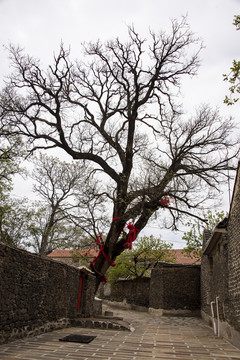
[
  {"left": 77, "top": 276, "right": 83, "bottom": 310},
  {"left": 90, "top": 218, "right": 141, "bottom": 283},
  {"left": 124, "top": 223, "right": 140, "bottom": 250},
  {"left": 90, "top": 234, "right": 115, "bottom": 283},
  {"left": 112, "top": 217, "right": 140, "bottom": 250}
]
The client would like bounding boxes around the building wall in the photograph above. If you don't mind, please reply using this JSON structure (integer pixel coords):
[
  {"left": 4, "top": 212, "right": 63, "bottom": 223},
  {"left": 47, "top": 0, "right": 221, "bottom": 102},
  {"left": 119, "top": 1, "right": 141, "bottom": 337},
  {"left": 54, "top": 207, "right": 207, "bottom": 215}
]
[
  {"left": 201, "top": 164, "right": 240, "bottom": 348},
  {"left": 201, "top": 227, "right": 240, "bottom": 348},
  {"left": 201, "top": 232, "right": 229, "bottom": 325},
  {"left": 200, "top": 230, "right": 212, "bottom": 319},
  {"left": 228, "top": 167, "right": 240, "bottom": 333},
  {"left": 0, "top": 243, "right": 95, "bottom": 344}
]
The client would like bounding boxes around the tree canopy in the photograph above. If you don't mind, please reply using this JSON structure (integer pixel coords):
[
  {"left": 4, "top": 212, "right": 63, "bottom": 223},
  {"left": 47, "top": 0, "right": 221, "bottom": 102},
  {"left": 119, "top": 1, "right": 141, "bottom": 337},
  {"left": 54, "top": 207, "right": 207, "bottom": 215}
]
[
  {"left": 107, "top": 235, "right": 175, "bottom": 284},
  {"left": 182, "top": 210, "right": 227, "bottom": 260},
  {"left": 0, "top": 19, "right": 239, "bottom": 288}
]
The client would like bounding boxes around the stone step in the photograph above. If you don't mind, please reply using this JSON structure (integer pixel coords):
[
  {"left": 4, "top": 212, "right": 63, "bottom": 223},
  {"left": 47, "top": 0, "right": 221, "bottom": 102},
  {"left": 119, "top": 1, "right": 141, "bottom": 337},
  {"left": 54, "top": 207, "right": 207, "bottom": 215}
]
[{"left": 70, "top": 317, "right": 133, "bottom": 331}]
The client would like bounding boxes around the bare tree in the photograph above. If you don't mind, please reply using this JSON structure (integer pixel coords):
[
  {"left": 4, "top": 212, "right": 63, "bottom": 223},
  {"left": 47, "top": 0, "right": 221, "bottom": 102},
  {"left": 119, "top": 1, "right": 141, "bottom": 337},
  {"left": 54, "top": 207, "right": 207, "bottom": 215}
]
[
  {"left": 0, "top": 19, "right": 239, "bottom": 289},
  {"left": 30, "top": 154, "right": 89, "bottom": 254},
  {"left": 27, "top": 203, "right": 87, "bottom": 255}
]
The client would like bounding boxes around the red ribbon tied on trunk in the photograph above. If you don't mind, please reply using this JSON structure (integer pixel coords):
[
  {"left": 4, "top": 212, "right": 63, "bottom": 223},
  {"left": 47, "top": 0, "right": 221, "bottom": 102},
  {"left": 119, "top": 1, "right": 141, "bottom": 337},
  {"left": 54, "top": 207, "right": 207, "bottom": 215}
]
[
  {"left": 113, "top": 217, "right": 140, "bottom": 250},
  {"left": 90, "top": 234, "right": 115, "bottom": 284},
  {"left": 124, "top": 223, "right": 140, "bottom": 250},
  {"left": 159, "top": 196, "right": 170, "bottom": 207},
  {"left": 90, "top": 218, "right": 140, "bottom": 283},
  {"left": 159, "top": 196, "right": 177, "bottom": 208}
]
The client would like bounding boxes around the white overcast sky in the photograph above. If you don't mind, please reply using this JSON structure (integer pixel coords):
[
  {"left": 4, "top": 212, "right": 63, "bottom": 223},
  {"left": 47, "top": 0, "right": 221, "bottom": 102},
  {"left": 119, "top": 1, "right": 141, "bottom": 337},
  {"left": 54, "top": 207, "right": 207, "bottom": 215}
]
[{"left": 0, "top": 0, "right": 239, "bottom": 247}]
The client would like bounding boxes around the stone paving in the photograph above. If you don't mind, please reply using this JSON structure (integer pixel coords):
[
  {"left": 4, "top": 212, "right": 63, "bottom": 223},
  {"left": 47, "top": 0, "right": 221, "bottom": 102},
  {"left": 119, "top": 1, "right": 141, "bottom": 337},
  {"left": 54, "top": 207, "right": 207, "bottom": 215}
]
[{"left": 0, "top": 305, "right": 240, "bottom": 360}]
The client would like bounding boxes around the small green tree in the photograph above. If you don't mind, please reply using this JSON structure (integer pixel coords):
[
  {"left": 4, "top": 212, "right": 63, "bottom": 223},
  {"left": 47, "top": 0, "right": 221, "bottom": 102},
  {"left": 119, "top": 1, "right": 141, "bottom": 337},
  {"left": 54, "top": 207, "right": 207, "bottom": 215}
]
[
  {"left": 182, "top": 210, "right": 227, "bottom": 259},
  {"left": 107, "top": 235, "right": 175, "bottom": 284},
  {"left": 223, "top": 15, "right": 240, "bottom": 105}
]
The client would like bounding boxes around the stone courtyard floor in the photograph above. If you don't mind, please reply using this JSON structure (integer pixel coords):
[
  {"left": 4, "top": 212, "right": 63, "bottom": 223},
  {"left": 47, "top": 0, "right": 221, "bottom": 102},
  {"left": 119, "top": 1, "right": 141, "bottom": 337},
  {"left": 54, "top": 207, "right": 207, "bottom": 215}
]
[{"left": 1, "top": 305, "right": 240, "bottom": 360}]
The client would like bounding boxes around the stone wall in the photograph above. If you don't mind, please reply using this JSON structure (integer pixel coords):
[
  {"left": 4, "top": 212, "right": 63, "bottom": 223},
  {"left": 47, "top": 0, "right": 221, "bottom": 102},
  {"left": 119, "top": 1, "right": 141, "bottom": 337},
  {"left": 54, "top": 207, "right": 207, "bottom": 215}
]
[
  {"left": 0, "top": 243, "right": 95, "bottom": 344},
  {"left": 99, "top": 262, "right": 201, "bottom": 313},
  {"left": 201, "top": 230, "right": 229, "bottom": 327},
  {"left": 201, "top": 163, "right": 240, "bottom": 348},
  {"left": 201, "top": 226, "right": 240, "bottom": 348},
  {"left": 99, "top": 278, "right": 150, "bottom": 308},
  {"left": 228, "top": 165, "right": 240, "bottom": 334},
  {"left": 149, "top": 262, "right": 201, "bottom": 312}
]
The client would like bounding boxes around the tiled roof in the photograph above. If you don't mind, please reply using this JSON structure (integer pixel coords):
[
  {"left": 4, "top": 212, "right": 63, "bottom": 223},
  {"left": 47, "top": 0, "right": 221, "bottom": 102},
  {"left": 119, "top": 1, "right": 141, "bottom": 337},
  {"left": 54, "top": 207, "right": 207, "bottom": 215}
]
[
  {"left": 48, "top": 248, "right": 201, "bottom": 264},
  {"left": 173, "top": 249, "right": 201, "bottom": 265},
  {"left": 47, "top": 249, "right": 98, "bottom": 258}
]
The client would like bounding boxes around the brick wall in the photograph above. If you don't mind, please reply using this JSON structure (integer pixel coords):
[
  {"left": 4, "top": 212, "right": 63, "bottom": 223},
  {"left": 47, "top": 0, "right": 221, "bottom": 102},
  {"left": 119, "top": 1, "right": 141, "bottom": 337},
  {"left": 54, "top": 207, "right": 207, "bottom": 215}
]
[{"left": 0, "top": 243, "right": 95, "bottom": 344}]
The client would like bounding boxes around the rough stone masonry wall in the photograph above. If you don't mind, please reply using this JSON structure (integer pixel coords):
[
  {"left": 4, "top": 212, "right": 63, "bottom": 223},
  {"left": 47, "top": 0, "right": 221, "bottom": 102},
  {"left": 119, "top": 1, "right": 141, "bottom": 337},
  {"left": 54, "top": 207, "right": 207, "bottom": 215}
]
[
  {"left": 200, "top": 230, "right": 213, "bottom": 323},
  {"left": 201, "top": 232, "right": 229, "bottom": 326},
  {"left": 149, "top": 263, "right": 201, "bottom": 311},
  {"left": 228, "top": 166, "right": 240, "bottom": 333},
  {"left": 99, "top": 278, "right": 150, "bottom": 308},
  {"left": 200, "top": 165, "right": 240, "bottom": 349},
  {"left": 99, "top": 263, "right": 201, "bottom": 312},
  {"left": 0, "top": 243, "right": 95, "bottom": 344}
]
